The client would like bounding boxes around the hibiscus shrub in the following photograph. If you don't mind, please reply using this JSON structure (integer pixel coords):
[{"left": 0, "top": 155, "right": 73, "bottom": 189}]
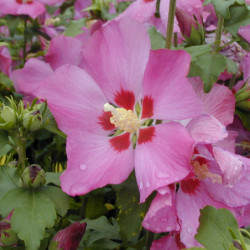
[{"left": 0, "top": 0, "right": 249, "bottom": 249}]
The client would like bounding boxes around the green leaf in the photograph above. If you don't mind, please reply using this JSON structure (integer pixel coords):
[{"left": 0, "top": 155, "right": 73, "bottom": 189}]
[
  {"left": 235, "top": 109, "right": 250, "bottom": 131},
  {"left": 195, "top": 206, "right": 241, "bottom": 250},
  {"left": 113, "top": 173, "right": 152, "bottom": 242},
  {"left": 209, "top": 0, "right": 235, "bottom": 19},
  {"left": 64, "top": 18, "right": 86, "bottom": 37},
  {"left": 45, "top": 172, "right": 61, "bottom": 186},
  {"left": 83, "top": 216, "right": 121, "bottom": 240},
  {"left": 0, "top": 187, "right": 58, "bottom": 250},
  {"left": 148, "top": 26, "right": 165, "bottom": 50},
  {"left": 0, "top": 73, "right": 13, "bottom": 88},
  {"left": 40, "top": 186, "right": 69, "bottom": 217},
  {"left": 0, "top": 130, "right": 11, "bottom": 156},
  {"left": 0, "top": 165, "right": 19, "bottom": 200},
  {"left": 184, "top": 44, "right": 213, "bottom": 62},
  {"left": 224, "top": 6, "right": 250, "bottom": 37},
  {"left": 188, "top": 53, "right": 226, "bottom": 92},
  {"left": 224, "top": 57, "right": 238, "bottom": 74}
]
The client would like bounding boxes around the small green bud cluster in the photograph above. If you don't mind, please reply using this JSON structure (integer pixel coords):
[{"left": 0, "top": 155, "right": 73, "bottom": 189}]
[
  {"left": 21, "top": 164, "right": 46, "bottom": 188},
  {"left": 0, "top": 97, "right": 48, "bottom": 132}
]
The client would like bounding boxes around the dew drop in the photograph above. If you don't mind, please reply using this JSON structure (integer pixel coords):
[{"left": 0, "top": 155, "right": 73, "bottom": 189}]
[
  {"left": 79, "top": 164, "right": 87, "bottom": 171},
  {"left": 165, "top": 226, "right": 171, "bottom": 232},
  {"left": 139, "top": 182, "right": 144, "bottom": 189},
  {"left": 187, "top": 227, "right": 192, "bottom": 234},
  {"left": 146, "top": 182, "right": 150, "bottom": 188}
]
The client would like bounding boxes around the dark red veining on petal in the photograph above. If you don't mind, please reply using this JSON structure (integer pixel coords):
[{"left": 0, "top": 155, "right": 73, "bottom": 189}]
[
  {"left": 114, "top": 88, "right": 135, "bottom": 110},
  {"left": 16, "top": 0, "right": 33, "bottom": 4},
  {"left": 193, "top": 148, "right": 207, "bottom": 166},
  {"left": 181, "top": 178, "right": 200, "bottom": 194},
  {"left": 141, "top": 96, "right": 154, "bottom": 119},
  {"left": 175, "top": 233, "right": 186, "bottom": 249},
  {"left": 98, "top": 111, "right": 115, "bottom": 131},
  {"left": 110, "top": 133, "right": 130, "bottom": 152},
  {"left": 138, "top": 127, "right": 155, "bottom": 145},
  {"left": 144, "top": 0, "right": 154, "bottom": 2}
]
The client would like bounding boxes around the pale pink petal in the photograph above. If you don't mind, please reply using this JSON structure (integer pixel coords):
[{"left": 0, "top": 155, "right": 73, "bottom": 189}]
[
  {"left": 74, "top": 0, "right": 91, "bottom": 19},
  {"left": 11, "top": 58, "right": 53, "bottom": 97},
  {"left": 115, "top": 0, "right": 157, "bottom": 23},
  {"left": 36, "top": 65, "right": 108, "bottom": 134},
  {"left": 0, "top": 0, "right": 20, "bottom": 16},
  {"left": 212, "top": 130, "right": 238, "bottom": 153},
  {"left": 82, "top": 18, "right": 150, "bottom": 105},
  {"left": 190, "top": 77, "right": 235, "bottom": 126},
  {"left": 213, "top": 147, "right": 245, "bottom": 186},
  {"left": 238, "top": 24, "right": 250, "bottom": 44},
  {"left": 0, "top": 46, "right": 11, "bottom": 76},
  {"left": 60, "top": 131, "right": 134, "bottom": 196},
  {"left": 143, "top": 189, "right": 180, "bottom": 233},
  {"left": 17, "top": 1, "right": 46, "bottom": 19},
  {"left": 187, "top": 114, "right": 228, "bottom": 144},
  {"left": 45, "top": 35, "right": 83, "bottom": 70},
  {"left": 135, "top": 122, "right": 194, "bottom": 202},
  {"left": 235, "top": 205, "right": 250, "bottom": 228},
  {"left": 38, "top": 0, "right": 65, "bottom": 6},
  {"left": 142, "top": 50, "right": 203, "bottom": 120},
  {"left": 177, "top": 180, "right": 227, "bottom": 248},
  {"left": 151, "top": 233, "right": 184, "bottom": 250}
]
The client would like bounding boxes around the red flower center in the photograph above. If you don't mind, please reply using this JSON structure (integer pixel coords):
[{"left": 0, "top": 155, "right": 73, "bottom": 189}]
[{"left": 16, "top": 0, "right": 33, "bottom": 4}]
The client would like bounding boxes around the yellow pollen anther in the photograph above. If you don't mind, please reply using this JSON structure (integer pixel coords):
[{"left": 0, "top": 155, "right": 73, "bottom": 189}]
[
  {"left": 192, "top": 160, "right": 222, "bottom": 184},
  {"left": 104, "top": 103, "right": 140, "bottom": 133}
]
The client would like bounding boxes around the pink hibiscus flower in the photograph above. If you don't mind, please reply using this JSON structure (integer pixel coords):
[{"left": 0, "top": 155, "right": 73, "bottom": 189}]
[
  {"left": 0, "top": 0, "right": 65, "bottom": 19},
  {"left": 33, "top": 18, "right": 202, "bottom": 202}
]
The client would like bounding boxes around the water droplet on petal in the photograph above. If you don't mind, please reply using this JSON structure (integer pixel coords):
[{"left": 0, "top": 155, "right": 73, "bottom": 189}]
[
  {"left": 79, "top": 164, "right": 87, "bottom": 171},
  {"left": 187, "top": 227, "right": 192, "bottom": 234},
  {"left": 139, "top": 182, "right": 144, "bottom": 189},
  {"left": 146, "top": 182, "right": 150, "bottom": 188},
  {"left": 165, "top": 226, "right": 171, "bottom": 232}
]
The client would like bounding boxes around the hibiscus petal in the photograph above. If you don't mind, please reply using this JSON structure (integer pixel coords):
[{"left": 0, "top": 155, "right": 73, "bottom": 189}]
[
  {"left": 17, "top": 1, "right": 46, "bottom": 19},
  {"left": 45, "top": 35, "right": 83, "bottom": 70},
  {"left": 142, "top": 49, "right": 203, "bottom": 120},
  {"left": 213, "top": 147, "right": 245, "bottom": 186},
  {"left": 60, "top": 131, "right": 134, "bottom": 196},
  {"left": 151, "top": 233, "right": 183, "bottom": 250},
  {"left": 11, "top": 58, "right": 53, "bottom": 97},
  {"left": 36, "top": 65, "right": 108, "bottom": 134},
  {"left": 135, "top": 122, "right": 194, "bottom": 202},
  {"left": 187, "top": 114, "right": 228, "bottom": 144},
  {"left": 82, "top": 18, "right": 150, "bottom": 106},
  {"left": 190, "top": 78, "right": 235, "bottom": 126},
  {"left": 143, "top": 189, "right": 180, "bottom": 233}
]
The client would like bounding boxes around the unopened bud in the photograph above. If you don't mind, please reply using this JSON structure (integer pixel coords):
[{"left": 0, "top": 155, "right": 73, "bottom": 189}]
[
  {"left": 0, "top": 105, "right": 16, "bottom": 130},
  {"left": 22, "top": 165, "right": 46, "bottom": 188},
  {"left": 23, "top": 110, "right": 43, "bottom": 131},
  {"left": 49, "top": 222, "right": 86, "bottom": 250},
  {"left": 175, "top": 8, "right": 205, "bottom": 45},
  {"left": 0, "top": 221, "right": 18, "bottom": 247}
]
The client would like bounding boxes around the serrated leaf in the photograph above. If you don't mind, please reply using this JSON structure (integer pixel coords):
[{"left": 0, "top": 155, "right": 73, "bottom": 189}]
[
  {"left": 224, "top": 57, "right": 238, "bottom": 73},
  {"left": 113, "top": 173, "right": 152, "bottom": 242},
  {"left": 224, "top": 6, "right": 250, "bottom": 37},
  {"left": 40, "top": 186, "right": 69, "bottom": 217},
  {"left": 0, "top": 187, "right": 57, "bottom": 250},
  {"left": 188, "top": 53, "right": 226, "bottom": 92},
  {"left": 195, "top": 206, "right": 241, "bottom": 250},
  {"left": 0, "top": 165, "right": 19, "bottom": 200},
  {"left": 148, "top": 26, "right": 165, "bottom": 50}
]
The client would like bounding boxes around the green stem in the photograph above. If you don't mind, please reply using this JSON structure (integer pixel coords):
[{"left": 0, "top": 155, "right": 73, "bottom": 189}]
[
  {"left": 165, "top": 0, "right": 176, "bottom": 49},
  {"left": 229, "top": 74, "right": 237, "bottom": 90},
  {"left": 214, "top": 14, "right": 224, "bottom": 53},
  {"left": 23, "top": 16, "right": 28, "bottom": 65},
  {"left": 146, "top": 231, "right": 154, "bottom": 250}
]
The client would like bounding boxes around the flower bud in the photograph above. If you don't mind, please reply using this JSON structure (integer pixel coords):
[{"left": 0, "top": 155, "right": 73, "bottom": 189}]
[
  {"left": 0, "top": 221, "right": 18, "bottom": 247},
  {"left": 49, "top": 222, "right": 86, "bottom": 250},
  {"left": 22, "top": 165, "right": 46, "bottom": 188},
  {"left": 175, "top": 8, "right": 205, "bottom": 45},
  {"left": 23, "top": 110, "right": 43, "bottom": 131},
  {"left": 235, "top": 83, "right": 250, "bottom": 111},
  {"left": 0, "top": 105, "right": 16, "bottom": 130}
]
